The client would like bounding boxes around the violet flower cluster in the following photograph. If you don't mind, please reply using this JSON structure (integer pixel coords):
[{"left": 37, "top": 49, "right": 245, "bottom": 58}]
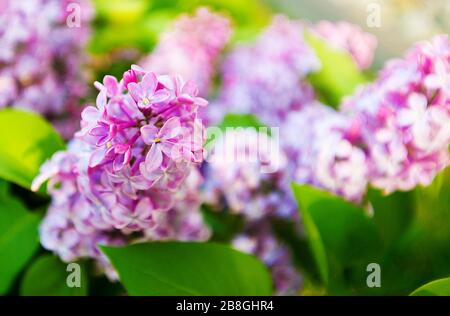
[
  {"left": 207, "top": 16, "right": 320, "bottom": 126},
  {"left": 233, "top": 224, "right": 301, "bottom": 296},
  {"left": 33, "top": 67, "right": 211, "bottom": 277},
  {"left": 202, "top": 128, "right": 301, "bottom": 294},
  {"left": 282, "top": 103, "right": 369, "bottom": 202},
  {"left": 140, "top": 8, "right": 232, "bottom": 96},
  {"left": 0, "top": 0, "right": 92, "bottom": 123},
  {"left": 204, "top": 128, "right": 295, "bottom": 220},
  {"left": 342, "top": 35, "right": 450, "bottom": 193}
]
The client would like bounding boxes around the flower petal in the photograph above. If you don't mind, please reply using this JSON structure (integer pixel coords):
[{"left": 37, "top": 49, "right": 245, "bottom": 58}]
[
  {"left": 142, "top": 72, "right": 158, "bottom": 94},
  {"left": 160, "top": 117, "right": 181, "bottom": 139},
  {"left": 144, "top": 144, "right": 163, "bottom": 172},
  {"left": 140, "top": 124, "right": 159, "bottom": 144}
]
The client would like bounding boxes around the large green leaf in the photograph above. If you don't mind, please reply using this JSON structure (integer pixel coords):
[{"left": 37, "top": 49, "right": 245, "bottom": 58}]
[
  {"left": 305, "top": 33, "right": 368, "bottom": 108},
  {"left": 291, "top": 183, "right": 382, "bottom": 293},
  {"left": 291, "top": 183, "right": 329, "bottom": 285},
  {"left": 368, "top": 189, "right": 415, "bottom": 247},
  {"left": 410, "top": 277, "right": 450, "bottom": 296},
  {"left": 101, "top": 242, "right": 272, "bottom": 295},
  {"left": 0, "top": 109, "right": 65, "bottom": 190},
  {"left": 0, "top": 197, "right": 41, "bottom": 294},
  {"left": 20, "top": 255, "right": 88, "bottom": 296}
]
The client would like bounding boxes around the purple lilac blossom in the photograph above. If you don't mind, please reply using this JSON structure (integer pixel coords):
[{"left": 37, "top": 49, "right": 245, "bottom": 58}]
[
  {"left": 207, "top": 15, "right": 320, "bottom": 126},
  {"left": 233, "top": 223, "right": 301, "bottom": 295},
  {"left": 312, "top": 21, "right": 377, "bottom": 70},
  {"left": 203, "top": 128, "right": 296, "bottom": 220},
  {"left": 342, "top": 35, "right": 450, "bottom": 193},
  {"left": 0, "top": 0, "right": 92, "bottom": 132},
  {"left": 33, "top": 68, "right": 210, "bottom": 277},
  {"left": 281, "top": 102, "right": 370, "bottom": 202},
  {"left": 140, "top": 8, "right": 232, "bottom": 97}
]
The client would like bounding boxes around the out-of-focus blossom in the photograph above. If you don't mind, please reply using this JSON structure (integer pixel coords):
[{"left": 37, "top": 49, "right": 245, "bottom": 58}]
[
  {"left": 233, "top": 224, "right": 301, "bottom": 295},
  {"left": 342, "top": 35, "right": 450, "bottom": 193},
  {"left": 33, "top": 68, "right": 210, "bottom": 277},
  {"left": 208, "top": 15, "right": 320, "bottom": 126},
  {"left": 203, "top": 128, "right": 296, "bottom": 220},
  {"left": 0, "top": 0, "right": 92, "bottom": 135},
  {"left": 312, "top": 21, "right": 377, "bottom": 70},
  {"left": 140, "top": 8, "right": 232, "bottom": 96},
  {"left": 282, "top": 103, "right": 369, "bottom": 202}
]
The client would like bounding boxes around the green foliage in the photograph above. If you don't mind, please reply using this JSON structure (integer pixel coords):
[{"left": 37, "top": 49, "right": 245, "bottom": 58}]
[
  {"left": 291, "top": 184, "right": 382, "bottom": 294},
  {"left": 374, "top": 169, "right": 450, "bottom": 295},
  {"left": 90, "top": 0, "right": 270, "bottom": 54},
  {"left": 0, "top": 196, "right": 41, "bottom": 294},
  {"left": 201, "top": 205, "right": 246, "bottom": 243},
  {"left": 101, "top": 242, "right": 272, "bottom": 295},
  {"left": 410, "top": 277, "right": 450, "bottom": 296},
  {"left": 368, "top": 189, "right": 415, "bottom": 246},
  {"left": 20, "top": 255, "right": 88, "bottom": 296},
  {"left": 0, "top": 109, "right": 65, "bottom": 191},
  {"left": 292, "top": 168, "right": 450, "bottom": 295},
  {"left": 305, "top": 33, "right": 368, "bottom": 108}
]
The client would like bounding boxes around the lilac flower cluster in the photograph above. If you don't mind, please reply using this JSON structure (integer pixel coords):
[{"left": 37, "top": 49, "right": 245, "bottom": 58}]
[
  {"left": 33, "top": 67, "right": 210, "bottom": 277},
  {"left": 312, "top": 21, "right": 377, "bottom": 70},
  {"left": 281, "top": 103, "right": 369, "bottom": 202},
  {"left": 342, "top": 35, "right": 450, "bottom": 193},
  {"left": 203, "top": 128, "right": 295, "bottom": 220},
  {"left": 0, "top": 0, "right": 92, "bottom": 120},
  {"left": 207, "top": 16, "right": 320, "bottom": 126},
  {"left": 233, "top": 224, "right": 301, "bottom": 295},
  {"left": 202, "top": 128, "right": 301, "bottom": 294},
  {"left": 140, "top": 8, "right": 232, "bottom": 96}
]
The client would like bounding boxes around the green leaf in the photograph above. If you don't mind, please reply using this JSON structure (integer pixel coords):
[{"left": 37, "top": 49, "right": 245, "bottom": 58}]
[
  {"left": 0, "top": 179, "right": 9, "bottom": 201},
  {"left": 201, "top": 205, "right": 245, "bottom": 243},
  {"left": 0, "top": 197, "right": 41, "bottom": 294},
  {"left": 21, "top": 255, "right": 88, "bottom": 296},
  {"left": 0, "top": 109, "right": 65, "bottom": 191},
  {"left": 291, "top": 183, "right": 382, "bottom": 291},
  {"left": 305, "top": 33, "right": 368, "bottom": 108},
  {"left": 291, "top": 183, "right": 329, "bottom": 284},
  {"left": 410, "top": 277, "right": 450, "bottom": 296},
  {"left": 367, "top": 189, "right": 415, "bottom": 247},
  {"left": 101, "top": 241, "right": 272, "bottom": 295}
]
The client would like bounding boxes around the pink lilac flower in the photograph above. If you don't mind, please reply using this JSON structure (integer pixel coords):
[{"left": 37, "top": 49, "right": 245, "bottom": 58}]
[
  {"left": 140, "top": 8, "right": 232, "bottom": 96},
  {"left": 281, "top": 103, "right": 370, "bottom": 202},
  {"left": 233, "top": 224, "right": 301, "bottom": 295},
  {"left": 342, "top": 35, "right": 450, "bottom": 193},
  {"left": 0, "top": 0, "right": 92, "bottom": 137},
  {"left": 33, "top": 68, "right": 210, "bottom": 277},
  {"left": 208, "top": 15, "right": 320, "bottom": 126},
  {"left": 312, "top": 21, "right": 377, "bottom": 70}
]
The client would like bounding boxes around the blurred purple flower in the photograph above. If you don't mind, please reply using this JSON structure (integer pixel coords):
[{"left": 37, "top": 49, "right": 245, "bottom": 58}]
[
  {"left": 140, "top": 7, "right": 232, "bottom": 96},
  {"left": 342, "top": 35, "right": 450, "bottom": 193},
  {"left": 0, "top": 0, "right": 93, "bottom": 137}
]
